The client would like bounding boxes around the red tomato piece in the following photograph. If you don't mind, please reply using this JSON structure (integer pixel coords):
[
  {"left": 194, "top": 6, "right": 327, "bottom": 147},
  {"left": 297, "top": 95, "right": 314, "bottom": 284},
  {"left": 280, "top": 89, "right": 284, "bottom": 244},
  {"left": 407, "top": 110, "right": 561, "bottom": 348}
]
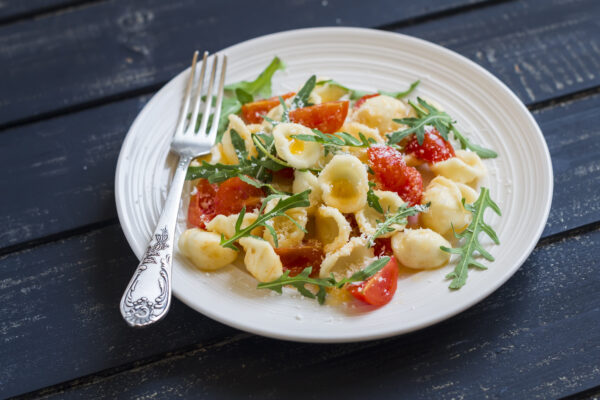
[
  {"left": 404, "top": 128, "right": 455, "bottom": 163},
  {"left": 373, "top": 237, "right": 394, "bottom": 257},
  {"left": 368, "top": 146, "right": 423, "bottom": 206},
  {"left": 241, "top": 92, "right": 296, "bottom": 124},
  {"left": 289, "top": 101, "right": 349, "bottom": 133},
  {"left": 353, "top": 93, "right": 379, "bottom": 109},
  {"left": 187, "top": 179, "right": 218, "bottom": 229},
  {"left": 348, "top": 257, "right": 399, "bottom": 306},
  {"left": 274, "top": 240, "right": 324, "bottom": 277},
  {"left": 214, "top": 176, "right": 265, "bottom": 216},
  {"left": 271, "top": 167, "right": 295, "bottom": 181}
]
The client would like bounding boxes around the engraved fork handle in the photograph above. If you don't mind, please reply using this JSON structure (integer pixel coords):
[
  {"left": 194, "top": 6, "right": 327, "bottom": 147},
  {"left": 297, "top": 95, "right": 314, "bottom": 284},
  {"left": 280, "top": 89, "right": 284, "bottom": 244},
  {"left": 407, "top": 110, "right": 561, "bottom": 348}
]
[{"left": 120, "top": 155, "right": 192, "bottom": 327}]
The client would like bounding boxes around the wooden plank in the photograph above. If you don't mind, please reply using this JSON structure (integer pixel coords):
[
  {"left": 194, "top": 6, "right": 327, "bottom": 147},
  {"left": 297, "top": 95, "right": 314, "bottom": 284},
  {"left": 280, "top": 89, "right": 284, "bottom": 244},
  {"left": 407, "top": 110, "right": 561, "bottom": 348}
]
[
  {"left": 4, "top": 225, "right": 599, "bottom": 399},
  {"left": 2, "top": 91, "right": 599, "bottom": 250},
  {"left": 0, "top": 224, "right": 237, "bottom": 398},
  {"left": 398, "top": 0, "right": 600, "bottom": 105},
  {"left": 0, "top": 0, "right": 487, "bottom": 127},
  {"left": 0, "top": 0, "right": 84, "bottom": 22}
]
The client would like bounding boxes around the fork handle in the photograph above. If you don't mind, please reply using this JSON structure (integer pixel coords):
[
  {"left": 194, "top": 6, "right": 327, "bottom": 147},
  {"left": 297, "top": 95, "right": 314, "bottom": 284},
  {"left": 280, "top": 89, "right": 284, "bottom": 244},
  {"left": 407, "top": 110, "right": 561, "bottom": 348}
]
[{"left": 120, "top": 155, "right": 192, "bottom": 327}]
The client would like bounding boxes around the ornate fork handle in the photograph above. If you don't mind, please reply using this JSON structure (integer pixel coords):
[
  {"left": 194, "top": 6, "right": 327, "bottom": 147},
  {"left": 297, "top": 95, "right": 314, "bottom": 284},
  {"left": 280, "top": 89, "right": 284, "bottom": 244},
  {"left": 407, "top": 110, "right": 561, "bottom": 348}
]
[{"left": 120, "top": 156, "right": 192, "bottom": 327}]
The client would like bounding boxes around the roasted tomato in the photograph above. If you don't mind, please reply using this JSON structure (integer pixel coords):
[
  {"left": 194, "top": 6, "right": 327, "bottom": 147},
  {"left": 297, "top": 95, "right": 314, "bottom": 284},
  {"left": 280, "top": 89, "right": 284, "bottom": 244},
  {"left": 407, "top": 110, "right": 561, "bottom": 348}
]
[
  {"left": 289, "top": 101, "right": 349, "bottom": 133},
  {"left": 404, "top": 128, "right": 455, "bottom": 163},
  {"left": 368, "top": 145, "right": 423, "bottom": 206},
  {"left": 373, "top": 237, "right": 394, "bottom": 257},
  {"left": 187, "top": 179, "right": 218, "bottom": 229},
  {"left": 214, "top": 176, "right": 265, "bottom": 216},
  {"left": 274, "top": 240, "right": 324, "bottom": 277},
  {"left": 348, "top": 257, "right": 399, "bottom": 306},
  {"left": 241, "top": 92, "right": 296, "bottom": 124},
  {"left": 353, "top": 93, "right": 379, "bottom": 109}
]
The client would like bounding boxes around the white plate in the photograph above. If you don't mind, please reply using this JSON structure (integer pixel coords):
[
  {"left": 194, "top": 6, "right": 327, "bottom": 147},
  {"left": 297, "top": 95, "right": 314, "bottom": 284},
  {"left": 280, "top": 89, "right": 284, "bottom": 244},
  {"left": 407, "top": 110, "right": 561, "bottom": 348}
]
[{"left": 115, "top": 27, "right": 553, "bottom": 342}]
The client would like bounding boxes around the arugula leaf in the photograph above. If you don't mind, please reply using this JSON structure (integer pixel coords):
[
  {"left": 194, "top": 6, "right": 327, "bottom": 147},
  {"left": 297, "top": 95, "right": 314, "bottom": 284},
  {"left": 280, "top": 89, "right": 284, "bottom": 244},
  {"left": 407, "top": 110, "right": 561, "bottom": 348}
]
[
  {"left": 230, "top": 129, "right": 248, "bottom": 160},
  {"left": 367, "top": 182, "right": 383, "bottom": 214},
  {"left": 237, "top": 174, "right": 291, "bottom": 196},
  {"left": 257, "top": 257, "right": 391, "bottom": 304},
  {"left": 441, "top": 187, "right": 501, "bottom": 289},
  {"left": 279, "top": 96, "right": 290, "bottom": 123},
  {"left": 388, "top": 98, "right": 497, "bottom": 159},
  {"left": 235, "top": 88, "right": 253, "bottom": 105},
  {"left": 220, "top": 190, "right": 311, "bottom": 250},
  {"left": 379, "top": 80, "right": 421, "bottom": 99},
  {"left": 252, "top": 133, "right": 292, "bottom": 170},
  {"left": 291, "top": 75, "right": 316, "bottom": 109},
  {"left": 291, "top": 129, "right": 373, "bottom": 155},
  {"left": 224, "top": 56, "right": 285, "bottom": 98},
  {"left": 186, "top": 161, "right": 255, "bottom": 183},
  {"left": 315, "top": 79, "right": 420, "bottom": 100},
  {"left": 367, "top": 203, "right": 429, "bottom": 247}
]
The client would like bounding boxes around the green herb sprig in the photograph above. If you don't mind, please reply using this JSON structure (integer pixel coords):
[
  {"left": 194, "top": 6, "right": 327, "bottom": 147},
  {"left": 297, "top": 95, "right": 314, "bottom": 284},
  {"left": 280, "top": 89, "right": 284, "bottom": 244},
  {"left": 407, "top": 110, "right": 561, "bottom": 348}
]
[
  {"left": 315, "top": 79, "right": 420, "bottom": 101},
  {"left": 291, "top": 75, "right": 316, "bottom": 109},
  {"left": 367, "top": 182, "right": 384, "bottom": 214},
  {"left": 367, "top": 203, "right": 429, "bottom": 247},
  {"left": 441, "top": 187, "right": 501, "bottom": 289},
  {"left": 257, "top": 256, "right": 391, "bottom": 304},
  {"left": 291, "top": 129, "right": 374, "bottom": 155},
  {"left": 225, "top": 56, "right": 285, "bottom": 99},
  {"left": 388, "top": 98, "right": 497, "bottom": 159},
  {"left": 220, "top": 190, "right": 311, "bottom": 250}
]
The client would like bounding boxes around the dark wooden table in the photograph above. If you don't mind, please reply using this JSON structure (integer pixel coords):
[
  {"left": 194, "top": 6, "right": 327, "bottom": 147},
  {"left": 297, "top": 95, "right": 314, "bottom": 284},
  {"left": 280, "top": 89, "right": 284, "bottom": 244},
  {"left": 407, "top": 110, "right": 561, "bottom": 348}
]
[{"left": 1, "top": 0, "right": 599, "bottom": 398}]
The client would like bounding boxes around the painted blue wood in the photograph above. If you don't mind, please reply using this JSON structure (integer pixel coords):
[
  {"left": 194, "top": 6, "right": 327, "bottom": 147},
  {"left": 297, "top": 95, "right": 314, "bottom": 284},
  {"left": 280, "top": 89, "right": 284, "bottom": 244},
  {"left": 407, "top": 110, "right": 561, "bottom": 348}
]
[
  {"left": 0, "top": 0, "right": 84, "bottom": 21},
  {"left": 2, "top": 225, "right": 598, "bottom": 399},
  {"left": 0, "top": 0, "right": 487, "bottom": 127}
]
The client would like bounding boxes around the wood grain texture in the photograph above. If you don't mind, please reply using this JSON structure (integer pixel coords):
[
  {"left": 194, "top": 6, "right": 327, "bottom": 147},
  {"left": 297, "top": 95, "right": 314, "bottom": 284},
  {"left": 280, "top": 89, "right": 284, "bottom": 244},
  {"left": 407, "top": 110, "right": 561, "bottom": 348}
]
[
  {"left": 0, "top": 0, "right": 487, "bottom": 127},
  {"left": 2, "top": 91, "right": 599, "bottom": 250},
  {"left": 0, "top": 225, "right": 236, "bottom": 398},
  {"left": 4, "top": 226, "right": 598, "bottom": 399}
]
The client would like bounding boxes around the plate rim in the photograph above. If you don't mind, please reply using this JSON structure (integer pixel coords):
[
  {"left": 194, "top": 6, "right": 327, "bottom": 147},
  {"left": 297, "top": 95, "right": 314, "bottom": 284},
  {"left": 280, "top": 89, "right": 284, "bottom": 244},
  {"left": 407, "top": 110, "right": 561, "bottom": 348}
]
[{"left": 115, "top": 26, "right": 553, "bottom": 343}]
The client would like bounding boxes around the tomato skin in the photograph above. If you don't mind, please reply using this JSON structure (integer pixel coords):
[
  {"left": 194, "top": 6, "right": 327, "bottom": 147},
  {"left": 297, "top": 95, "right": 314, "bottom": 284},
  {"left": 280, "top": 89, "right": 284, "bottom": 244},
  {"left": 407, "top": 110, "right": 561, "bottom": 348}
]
[
  {"left": 348, "top": 257, "right": 399, "bottom": 306},
  {"left": 353, "top": 93, "right": 379, "bottom": 109},
  {"left": 241, "top": 92, "right": 295, "bottom": 124},
  {"left": 214, "top": 177, "right": 265, "bottom": 216},
  {"left": 274, "top": 240, "right": 324, "bottom": 277},
  {"left": 373, "top": 237, "right": 394, "bottom": 257},
  {"left": 187, "top": 179, "right": 218, "bottom": 229},
  {"left": 289, "top": 101, "right": 349, "bottom": 133},
  {"left": 368, "top": 146, "right": 423, "bottom": 206},
  {"left": 404, "top": 128, "right": 455, "bottom": 163}
]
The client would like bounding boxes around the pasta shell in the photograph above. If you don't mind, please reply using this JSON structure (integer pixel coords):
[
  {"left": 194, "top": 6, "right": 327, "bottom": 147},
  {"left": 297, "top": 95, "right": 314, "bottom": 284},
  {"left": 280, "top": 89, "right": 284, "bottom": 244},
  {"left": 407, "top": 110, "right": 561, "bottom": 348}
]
[
  {"left": 178, "top": 228, "right": 237, "bottom": 271},
  {"left": 262, "top": 196, "right": 308, "bottom": 248},
  {"left": 239, "top": 237, "right": 283, "bottom": 282},
  {"left": 205, "top": 212, "right": 262, "bottom": 239},
  {"left": 430, "top": 149, "right": 487, "bottom": 184},
  {"left": 319, "top": 237, "right": 375, "bottom": 279},
  {"left": 221, "top": 114, "right": 257, "bottom": 164},
  {"left": 292, "top": 170, "right": 322, "bottom": 214},
  {"left": 318, "top": 154, "right": 368, "bottom": 213},
  {"left": 315, "top": 205, "right": 352, "bottom": 253},
  {"left": 354, "top": 190, "right": 406, "bottom": 237},
  {"left": 273, "top": 123, "right": 323, "bottom": 169},
  {"left": 391, "top": 228, "right": 451, "bottom": 269},
  {"left": 351, "top": 95, "right": 411, "bottom": 134}
]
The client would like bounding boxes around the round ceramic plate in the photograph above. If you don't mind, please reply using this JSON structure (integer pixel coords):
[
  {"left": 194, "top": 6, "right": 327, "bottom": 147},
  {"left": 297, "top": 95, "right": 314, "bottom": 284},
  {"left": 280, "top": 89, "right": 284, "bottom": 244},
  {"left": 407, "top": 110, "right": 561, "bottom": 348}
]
[{"left": 115, "top": 27, "right": 553, "bottom": 342}]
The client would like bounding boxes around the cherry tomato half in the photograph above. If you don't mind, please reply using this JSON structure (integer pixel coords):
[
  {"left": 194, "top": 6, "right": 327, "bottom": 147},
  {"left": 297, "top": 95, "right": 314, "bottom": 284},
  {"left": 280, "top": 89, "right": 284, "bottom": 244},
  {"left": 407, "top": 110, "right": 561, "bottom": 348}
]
[
  {"left": 214, "top": 176, "right": 264, "bottom": 216},
  {"left": 404, "top": 128, "right": 455, "bottom": 163},
  {"left": 187, "top": 179, "right": 218, "bottom": 229},
  {"left": 368, "top": 146, "right": 423, "bottom": 206},
  {"left": 348, "top": 257, "right": 399, "bottom": 306},
  {"left": 274, "top": 240, "right": 324, "bottom": 277},
  {"left": 289, "top": 101, "right": 349, "bottom": 133},
  {"left": 241, "top": 92, "right": 296, "bottom": 124},
  {"left": 353, "top": 93, "right": 379, "bottom": 109}
]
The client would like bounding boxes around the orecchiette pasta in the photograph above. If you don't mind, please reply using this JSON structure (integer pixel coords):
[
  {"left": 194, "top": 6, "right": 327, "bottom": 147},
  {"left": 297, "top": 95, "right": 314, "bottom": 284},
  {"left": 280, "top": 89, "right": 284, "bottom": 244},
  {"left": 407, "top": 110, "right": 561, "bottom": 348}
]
[
  {"left": 221, "top": 114, "right": 257, "bottom": 163},
  {"left": 319, "top": 237, "right": 375, "bottom": 279},
  {"left": 178, "top": 228, "right": 238, "bottom": 271},
  {"left": 292, "top": 170, "right": 322, "bottom": 213},
  {"left": 351, "top": 95, "right": 411, "bottom": 134},
  {"left": 205, "top": 212, "right": 261, "bottom": 239},
  {"left": 318, "top": 154, "right": 368, "bottom": 213},
  {"left": 312, "top": 79, "right": 348, "bottom": 102},
  {"left": 238, "top": 237, "right": 283, "bottom": 282},
  {"left": 262, "top": 196, "right": 308, "bottom": 248},
  {"left": 430, "top": 149, "right": 487, "bottom": 184},
  {"left": 273, "top": 123, "right": 323, "bottom": 169},
  {"left": 391, "top": 228, "right": 451, "bottom": 269},
  {"left": 315, "top": 205, "right": 352, "bottom": 253},
  {"left": 338, "top": 121, "right": 383, "bottom": 162},
  {"left": 420, "top": 176, "right": 478, "bottom": 235},
  {"left": 354, "top": 190, "right": 406, "bottom": 236}
]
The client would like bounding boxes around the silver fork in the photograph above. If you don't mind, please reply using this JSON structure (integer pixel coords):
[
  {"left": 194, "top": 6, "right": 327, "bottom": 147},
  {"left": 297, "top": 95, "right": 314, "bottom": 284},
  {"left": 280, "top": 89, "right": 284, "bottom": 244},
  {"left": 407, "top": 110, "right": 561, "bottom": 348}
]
[{"left": 120, "top": 51, "right": 227, "bottom": 327}]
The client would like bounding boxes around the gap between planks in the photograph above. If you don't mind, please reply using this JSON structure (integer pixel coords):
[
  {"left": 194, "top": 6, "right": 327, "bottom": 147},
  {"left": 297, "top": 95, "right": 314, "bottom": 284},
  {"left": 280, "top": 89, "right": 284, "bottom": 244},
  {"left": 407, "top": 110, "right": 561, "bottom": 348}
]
[
  {"left": 0, "top": 0, "right": 511, "bottom": 134},
  {"left": 0, "top": 0, "right": 107, "bottom": 27}
]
